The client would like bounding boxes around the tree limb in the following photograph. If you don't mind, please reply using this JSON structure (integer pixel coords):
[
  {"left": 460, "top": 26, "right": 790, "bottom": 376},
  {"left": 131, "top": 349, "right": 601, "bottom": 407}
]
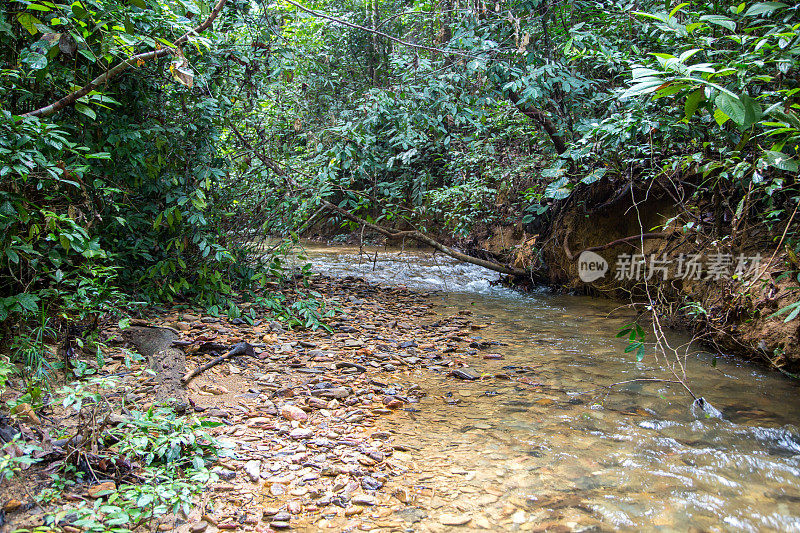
[
  {"left": 21, "top": 0, "right": 228, "bottom": 119},
  {"left": 564, "top": 230, "right": 672, "bottom": 261},
  {"left": 320, "top": 199, "right": 528, "bottom": 277},
  {"left": 282, "top": 0, "right": 478, "bottom": 59},
  {"left": 232, "top": 126, "right": 527, "bottom": 276},
  {"left": 182, "top": 342, "right": 254, "bottom": 384},
  {"left": 507, "top": 90, "right": 568, "bottom": 155}
]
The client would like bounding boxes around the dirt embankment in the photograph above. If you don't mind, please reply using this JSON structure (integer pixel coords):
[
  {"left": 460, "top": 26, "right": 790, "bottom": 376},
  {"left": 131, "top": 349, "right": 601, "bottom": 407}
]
[{"left": 473, "top": 187, "right": 800, "bottom": 373}]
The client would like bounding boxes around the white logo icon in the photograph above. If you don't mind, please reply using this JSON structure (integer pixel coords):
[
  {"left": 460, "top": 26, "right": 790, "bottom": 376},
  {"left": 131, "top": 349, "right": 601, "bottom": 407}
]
[{"left": 578, "top": 250, "right": 608, "bottom": 283}]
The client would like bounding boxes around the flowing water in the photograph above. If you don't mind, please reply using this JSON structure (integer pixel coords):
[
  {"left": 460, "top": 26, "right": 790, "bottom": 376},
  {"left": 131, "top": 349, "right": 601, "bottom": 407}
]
[{"left": 302, "top": 244, "right": 800, "bottom": 531}]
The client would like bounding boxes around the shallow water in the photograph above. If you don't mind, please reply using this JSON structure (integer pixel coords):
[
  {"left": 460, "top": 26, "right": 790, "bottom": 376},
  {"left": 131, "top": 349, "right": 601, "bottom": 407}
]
[{"left": 302, "top": 244, "right": 800, "bottom": 531}]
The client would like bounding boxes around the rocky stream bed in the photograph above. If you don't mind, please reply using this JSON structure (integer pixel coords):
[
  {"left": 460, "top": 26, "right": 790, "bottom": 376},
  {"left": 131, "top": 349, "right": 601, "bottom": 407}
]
[{"left": 4, "top": 246, "right": 800, "bottom": 533}]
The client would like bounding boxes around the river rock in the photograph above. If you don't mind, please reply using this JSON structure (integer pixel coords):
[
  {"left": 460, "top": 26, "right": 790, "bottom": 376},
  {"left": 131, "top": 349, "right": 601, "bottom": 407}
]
[
  {"left": 280, "top": 405, "right": 308, "bottom": 421},
  {"left": 189, "top": 522, "right": 207, "bottom": 533},
  {"left": 450, "top": 369, "right": 478, "bottom": 380},
  {"left": 87, "top": 481, "right": 116, "bottom": 499},
  {"left": 211, "top": 467, "right": 236, "bottom": 481},
  {"left": 352, "top": 494, "right": 376, "bottom": 506},
  {"left": 289, "top": 427, "right": 313, "bottom": 439},
  {"left": 243, "top": 460, "right": 261, "bottom": 482},
  {"left": 439, "top": 513, "right": 472, "bottom": 526},
  {"left": 361, "top": 476, "right": 383, "bottom": 491},
  {"left": 316, "top": 387, "right": 350, "bottom": 399}
]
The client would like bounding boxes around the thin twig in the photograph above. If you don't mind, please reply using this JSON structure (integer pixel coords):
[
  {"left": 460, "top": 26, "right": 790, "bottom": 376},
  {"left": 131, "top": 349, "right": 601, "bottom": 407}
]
[{"left": 282, "top": 0, "right": 480, "bottom": 59}]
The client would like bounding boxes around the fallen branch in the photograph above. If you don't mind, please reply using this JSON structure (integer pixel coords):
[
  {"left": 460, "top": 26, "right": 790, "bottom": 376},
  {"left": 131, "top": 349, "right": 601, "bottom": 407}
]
[
  {"left": 232, "top": 126, "right": 528, "bottom": 277},
  {"left": 182, "top": 342, "right": 255, "bottom": 384},
  {"left": 320, "top": 199, "right": 528, "bottom": 277},
  {"left": 21, "top": 0, "right": 228, "bottom": 119}
]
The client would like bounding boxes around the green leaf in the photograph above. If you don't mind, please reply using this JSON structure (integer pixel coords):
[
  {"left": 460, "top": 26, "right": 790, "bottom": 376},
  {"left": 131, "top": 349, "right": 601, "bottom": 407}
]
[
  {"left": 581, "top": 168, "right": 606, "bottom": 184},
  {"left": 16, "top": 13, "right": 43, "bottom": 35},
  {"left": 699, "top": 14, "right": 736, "bottom": 31},
  {"left": 763, "top": 150, "right": 799, "bottom": 172},
  {"left": 743, "top": 2, "right": 787, "bottom": 16},
  {"left": 739, "top": 94, "right": 762, "bottom": 128},
  {"left": 714, "top": 92, "right": 746, "bottom": 126},
  {"left": 16, "top": 293, "right": 39, "bottom": 313},
  {"left": 78, "top": 48, "right": 96, "bottom": 62},
  {"left": 684, "top": 88, "right": 704, "bottom": 121},
  {"left": 543, "top": 177, "right": 571, "bottom": 200},
  {"left": 769, "top": 300, "right": 800, "bottom": 321},
  {"left": 130, "top": 0, "right": 147, "bottom": 7},
  {"left": 74, "top": 103, "right": 96, "bottom": 120},
  {"left": 714, "top": 107, "right": 730, "bottom": 126},
  {"left": 70, "top": 1, "right": 87, "bottom": 18},
  {"left": 26, "top": 3, "right": 52, "bottom": 12},
  {"left": 669, "top": 2, "right": 689, "bottom": 19},
  {"left": 6, "top": 248, "right": 19, "bottom": 264}
]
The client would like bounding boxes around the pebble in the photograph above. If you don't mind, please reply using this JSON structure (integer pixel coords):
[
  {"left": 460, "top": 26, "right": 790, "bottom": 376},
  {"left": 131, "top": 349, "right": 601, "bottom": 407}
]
[
  {"left": 450, "top": 369, "right": 478, "bottom": 380},
  {"left": 361, "top": 476, "right": 383, "bottom": 491},
  {"left": 212, "top": 467, "right": 236, "bottom": 481},
  {"left": 243, "top": 460, "right": 261, "bottom": 482},
  {"left": 289, "top": 428, "right": 314, "bottom": 439},
  {"left": 352, "top": 494, "right": 376, "bottom": 506},
  {"left": 439, "top": 513, "right": 472, "bottom": 526},
  {"left": 87, "top": 481, "right": 116, "bottom": 499},
  {"left": 3, "top": 499, "right": 23, "bottom": 512},
  {"left": 392, "top": 488, "right": 412, "bottom": 503},
  {"left": 280, "top": 405, "right": 308, "bottom": 422}
]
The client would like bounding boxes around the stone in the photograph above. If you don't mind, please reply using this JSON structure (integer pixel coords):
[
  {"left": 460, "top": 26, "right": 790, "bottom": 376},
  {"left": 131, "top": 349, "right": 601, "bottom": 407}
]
[
  {"left": 3, "top": 499, "right": 23, "bottom": 512},
  {"left": 352, "top": 494, "right": 376, "bottom": 506},
  {"left": 244, "top": 460, "right": 261, "bottom": 482},
  {"left": 280, "top": 405, "right": 308, "bottom": 422},
  {"left": 87, "top": 481, "right": 116, "bottom": 499},
  {"left": 450, "top": 369, "right": 478, "bottom": 380},
  {"left": 392, "top": 487, "right": 412, "bottom": 503},
  {"left": 211, "top": 467, "right": 236, "bottom": 481},
  {"left": 360, "top": 476, "right": 383, "bottom": 491},
  {"left": 270, "top": 521, "right": 291, "bottom": 529},
  {"left": 190, "top": 522, "right": 208, "bottom": 533},
  {"left": 200, "top": 384, "right": 229, "bottom": 395},
  {"left": 473, "top": 516, "right": 492, "bottom": 529},
  {"left": 439, "top": 513, "right": 472, "bottom": 526},
  {"left": 289, "top": 428, "right": 313, "bottom": 439}
]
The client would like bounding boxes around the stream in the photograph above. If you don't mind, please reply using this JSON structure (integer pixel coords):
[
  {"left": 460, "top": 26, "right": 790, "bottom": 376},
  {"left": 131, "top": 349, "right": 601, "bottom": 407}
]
[{"left": 301, "top": 244, "right": 800, "bottom": 531}]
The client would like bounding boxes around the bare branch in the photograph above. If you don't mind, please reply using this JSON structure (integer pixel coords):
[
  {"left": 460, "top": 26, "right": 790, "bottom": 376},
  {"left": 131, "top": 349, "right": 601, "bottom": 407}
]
[
  {"left": 282, "top": 0, "right": 479, "bottom": 59},
  {"left": 21, "top": 0, "right": 229, "bottom": 119}
]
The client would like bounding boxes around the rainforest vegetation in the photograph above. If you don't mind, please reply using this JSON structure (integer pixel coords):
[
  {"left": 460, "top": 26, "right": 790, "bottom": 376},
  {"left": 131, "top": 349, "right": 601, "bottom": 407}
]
[{"left": 1, "top": 0, "right": 800, "bottom": 529}]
